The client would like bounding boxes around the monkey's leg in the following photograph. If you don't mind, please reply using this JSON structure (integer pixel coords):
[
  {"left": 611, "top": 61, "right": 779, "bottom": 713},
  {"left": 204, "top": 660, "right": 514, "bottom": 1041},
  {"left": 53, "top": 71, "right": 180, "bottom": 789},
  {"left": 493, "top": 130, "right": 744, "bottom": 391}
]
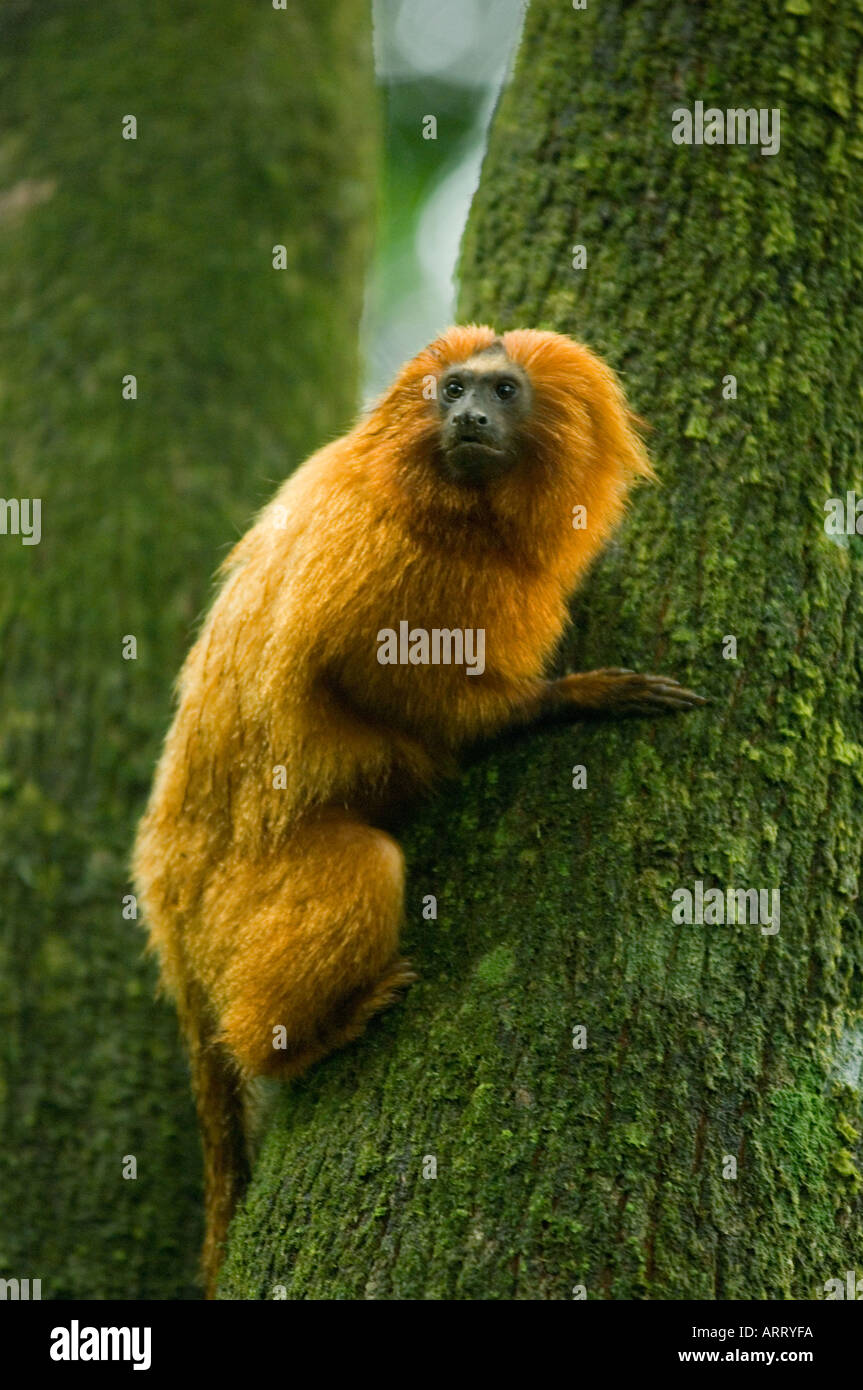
[{"left": 206, "top": 812, "right": 415, "bottom": 1081}]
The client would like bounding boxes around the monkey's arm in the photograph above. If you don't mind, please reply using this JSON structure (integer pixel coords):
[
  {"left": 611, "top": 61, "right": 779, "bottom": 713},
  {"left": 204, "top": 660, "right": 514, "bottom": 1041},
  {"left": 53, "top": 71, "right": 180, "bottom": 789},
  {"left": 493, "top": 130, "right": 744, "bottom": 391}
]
[
  {"left": 368, "top": 665, "right": 707, "bottom": 759},
  {"left": 456, "top": 666, "right": 708, "bottom": 745},
  {"left": 522, "top": 667, "right": 708, "bottom": 724}
]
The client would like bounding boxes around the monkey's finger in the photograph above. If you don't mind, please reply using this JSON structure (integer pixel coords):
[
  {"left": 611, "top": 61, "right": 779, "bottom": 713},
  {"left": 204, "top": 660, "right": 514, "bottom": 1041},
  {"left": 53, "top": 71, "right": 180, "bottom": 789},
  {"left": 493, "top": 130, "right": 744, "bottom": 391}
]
[
  {"left": 673, "top": 688, "right": 709, "bottom": 705},
  {"left": 607, "top": 671, "right": 688, "bottom": 689},
  {"left": 648, "top": 682, "right": 708, "bottom": 701},
  {"left": 648, "top": 694, "right": 707, "bottom": 709},
  {"left": 634, "top": 691, "right": 708, "bottom": 710},
  {"left": 630, "top": 675, "right": 709, "bottom": 702},
  {"left": 612, "top": 679, "right": 709, "bottom": 713}
]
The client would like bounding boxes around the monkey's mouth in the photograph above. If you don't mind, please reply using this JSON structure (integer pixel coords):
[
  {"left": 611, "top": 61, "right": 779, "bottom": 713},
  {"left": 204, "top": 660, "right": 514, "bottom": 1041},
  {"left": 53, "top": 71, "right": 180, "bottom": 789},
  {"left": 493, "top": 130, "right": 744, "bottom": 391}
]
[{"left": 442, "top": 439, "right": 508, "bottom": 483}]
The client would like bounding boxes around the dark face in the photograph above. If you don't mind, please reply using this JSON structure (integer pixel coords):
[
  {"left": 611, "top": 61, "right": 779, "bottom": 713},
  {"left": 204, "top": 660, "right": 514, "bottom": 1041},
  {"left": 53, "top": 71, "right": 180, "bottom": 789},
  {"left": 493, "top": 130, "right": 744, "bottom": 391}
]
[{"left": 437, "top": 349, "right": 532, "bottom": 485}]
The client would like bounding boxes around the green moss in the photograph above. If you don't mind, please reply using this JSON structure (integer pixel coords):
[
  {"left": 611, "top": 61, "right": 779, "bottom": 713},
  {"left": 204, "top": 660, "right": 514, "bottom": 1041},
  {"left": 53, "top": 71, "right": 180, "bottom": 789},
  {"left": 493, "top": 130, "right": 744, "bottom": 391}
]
[{"left": 475, "top": 946, "right": 517, "bottom": 987}]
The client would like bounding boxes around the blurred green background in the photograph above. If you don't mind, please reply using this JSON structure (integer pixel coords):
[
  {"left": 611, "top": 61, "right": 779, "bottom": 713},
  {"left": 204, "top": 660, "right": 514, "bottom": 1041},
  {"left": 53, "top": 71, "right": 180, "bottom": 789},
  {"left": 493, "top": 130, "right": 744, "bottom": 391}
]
[{"left": 365, "top": 0, "right": 524, "bottom": 396}]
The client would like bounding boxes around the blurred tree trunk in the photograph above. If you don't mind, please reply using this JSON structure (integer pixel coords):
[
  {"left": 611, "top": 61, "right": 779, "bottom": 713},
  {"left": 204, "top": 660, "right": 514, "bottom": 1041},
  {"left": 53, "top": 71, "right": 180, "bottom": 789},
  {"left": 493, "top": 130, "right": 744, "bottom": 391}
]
[
  {"left": 0, "top": 0, "right": 376, "bottom": 1298},
  {"left": 220, "top": 0, "right": 863, "bottom": 1300}
]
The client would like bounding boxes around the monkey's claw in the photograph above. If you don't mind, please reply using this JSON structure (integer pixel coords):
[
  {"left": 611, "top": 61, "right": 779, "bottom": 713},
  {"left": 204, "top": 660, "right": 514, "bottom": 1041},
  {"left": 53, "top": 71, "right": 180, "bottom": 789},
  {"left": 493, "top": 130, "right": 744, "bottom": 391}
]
[{"left": 606, "top": 670, "right": 709, "bottom": 714}]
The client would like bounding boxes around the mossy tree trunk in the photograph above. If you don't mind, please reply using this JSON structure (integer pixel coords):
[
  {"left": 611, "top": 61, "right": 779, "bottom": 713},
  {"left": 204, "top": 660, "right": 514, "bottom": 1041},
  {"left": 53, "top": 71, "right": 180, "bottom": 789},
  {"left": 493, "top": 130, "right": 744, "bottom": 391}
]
[
  {"left": 220, "top": 0, "right": 863, "bottom": 1300},
  {"left": 0, "top": 1, "right": 375, "bottom": 1299}
]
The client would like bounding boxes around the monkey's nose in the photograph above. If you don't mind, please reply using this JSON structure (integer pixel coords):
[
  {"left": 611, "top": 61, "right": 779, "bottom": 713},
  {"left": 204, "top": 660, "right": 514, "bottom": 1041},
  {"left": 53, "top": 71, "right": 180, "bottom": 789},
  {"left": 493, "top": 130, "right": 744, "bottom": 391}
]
[{"left": 454, "top": 410, "right": 488, "bottom": 436}]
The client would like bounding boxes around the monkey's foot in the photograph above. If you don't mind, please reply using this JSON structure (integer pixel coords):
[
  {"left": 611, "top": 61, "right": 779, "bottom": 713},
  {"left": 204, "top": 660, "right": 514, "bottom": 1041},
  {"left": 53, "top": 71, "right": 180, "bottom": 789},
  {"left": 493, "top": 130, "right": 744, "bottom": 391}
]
[
  {"left": 555, "top": 668, "right": 709, "bottom": 717},
  {"left": 256, "top": 959, "right": 418, "bottom": 1082},
  {"left": 591, "top": 668, "right": 709, "bottom": 714},
  {"left": 322, "top": 957, "right": 418, "bottom": 1051}
]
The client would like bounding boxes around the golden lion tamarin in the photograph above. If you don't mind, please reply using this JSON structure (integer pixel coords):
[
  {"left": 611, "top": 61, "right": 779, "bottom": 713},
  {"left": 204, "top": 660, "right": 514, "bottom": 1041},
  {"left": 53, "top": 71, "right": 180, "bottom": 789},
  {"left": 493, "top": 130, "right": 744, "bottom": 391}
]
[{"left": 133, "top": 324, "right": 705, "bottom": 1295}]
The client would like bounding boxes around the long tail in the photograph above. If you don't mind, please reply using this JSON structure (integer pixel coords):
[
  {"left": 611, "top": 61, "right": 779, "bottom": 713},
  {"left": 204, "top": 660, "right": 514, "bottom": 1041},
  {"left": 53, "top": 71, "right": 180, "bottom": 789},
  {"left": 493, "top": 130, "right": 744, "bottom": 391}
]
[{"left": 183, "top": 983, "right": 250, "bottom": 1298}]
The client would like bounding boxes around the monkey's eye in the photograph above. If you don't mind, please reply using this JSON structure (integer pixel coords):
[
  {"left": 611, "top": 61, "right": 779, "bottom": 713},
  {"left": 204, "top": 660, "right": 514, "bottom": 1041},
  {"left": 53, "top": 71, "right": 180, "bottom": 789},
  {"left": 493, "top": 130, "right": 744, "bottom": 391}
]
[
  {"left": 495, "top": 379, "right": 518, "bottom": 401},
  {"left": 442, "top": 378, "right": 464, "bottom": 401}
]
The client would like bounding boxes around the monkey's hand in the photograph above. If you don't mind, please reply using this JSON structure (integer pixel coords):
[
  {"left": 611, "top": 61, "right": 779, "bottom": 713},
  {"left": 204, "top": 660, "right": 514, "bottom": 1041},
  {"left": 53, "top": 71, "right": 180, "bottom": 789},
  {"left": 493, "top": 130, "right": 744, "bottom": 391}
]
[{"left": 546, "top": 668, "right": 708, "bottom": 719}]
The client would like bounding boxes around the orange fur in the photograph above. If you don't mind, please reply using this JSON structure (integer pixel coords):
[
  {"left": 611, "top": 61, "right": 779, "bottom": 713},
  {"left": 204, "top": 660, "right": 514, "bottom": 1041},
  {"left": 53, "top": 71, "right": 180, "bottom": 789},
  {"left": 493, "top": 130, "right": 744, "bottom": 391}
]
[{"left": 132, "top": 325, "right": 657, "bottom": 1294}]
